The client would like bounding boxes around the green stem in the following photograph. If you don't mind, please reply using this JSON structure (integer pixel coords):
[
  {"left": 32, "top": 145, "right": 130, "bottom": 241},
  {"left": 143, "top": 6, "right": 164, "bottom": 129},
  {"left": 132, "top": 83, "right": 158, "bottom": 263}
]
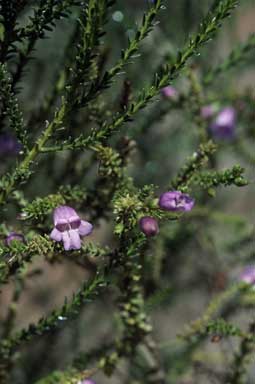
[{"left": 0, "top": 103, "right": 67, "bottom": 206}]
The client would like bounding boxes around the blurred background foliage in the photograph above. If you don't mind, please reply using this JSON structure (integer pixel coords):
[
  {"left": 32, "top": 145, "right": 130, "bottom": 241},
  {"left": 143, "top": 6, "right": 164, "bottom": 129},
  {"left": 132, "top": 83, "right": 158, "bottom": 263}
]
[{"left": 1, "top": 0, "right": 255, "bottom": 383}]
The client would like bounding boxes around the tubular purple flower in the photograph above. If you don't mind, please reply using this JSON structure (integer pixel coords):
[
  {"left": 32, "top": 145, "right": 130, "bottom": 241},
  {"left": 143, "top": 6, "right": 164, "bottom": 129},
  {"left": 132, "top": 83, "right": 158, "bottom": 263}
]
[
  {"left": 0, "top": 133, "right": 22, "bottom": 157},
  {"left": 159, "top": 191, "right": 195, "bottom": 212},
  {"left": 209, "top": 107, "right": 236, "bottom": 139},
  {"left": 239, "top": 266, "right": 255, "bottom": 286},
  {"left": 5, "top": 232, "right": 25, "bottom": 246},
  {"left": 50, "top": 206, "right": 93, "bottom": 251},
  {"left": 161, "top": 86, "right": 178, "bottom": 100},
  {"left": 139, "top": 216, "right": 159, "bottom": 237}
]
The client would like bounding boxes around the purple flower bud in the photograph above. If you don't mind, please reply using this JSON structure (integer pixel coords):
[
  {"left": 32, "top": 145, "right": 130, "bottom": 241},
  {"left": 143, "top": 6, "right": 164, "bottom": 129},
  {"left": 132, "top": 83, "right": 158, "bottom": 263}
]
[
  {"left": 139, "top": 216, "right": 159, "bottom": 237},
  {"left": 209, "top": 107, "right": 236, "bottom": 139},
  {"left": 159, "top": 191, "right": 195, "bottom": 212},
  {"left": 161, "top": 86, "right": 178, "bottom": 100},
  {"left": 239, "top": 266, "right": 255, "bottom": 286},
  {"left": 5, "top": 232, "right": 25, "bottom": 246},
  {"left": 0, "top": 133, "right": 22, "bottom": 157},
  {"left": 50, "top": 206, "right": 93, "bottom": 251}
]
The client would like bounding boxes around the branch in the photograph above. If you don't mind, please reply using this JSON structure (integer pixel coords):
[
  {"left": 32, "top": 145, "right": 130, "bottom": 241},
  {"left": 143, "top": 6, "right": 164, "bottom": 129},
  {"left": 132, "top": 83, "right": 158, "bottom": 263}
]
[
  {"left": 204, "top": 33, "right": 255, "bottom": 85},
  {"left": 41, "top": 0, "right": 239, "bottom": 153},
  {"left": 0, "top": 63, "right": 26, "bottom": 147},
  {"left": 0, "top": 274, "right": 107, "bottom": 359}
]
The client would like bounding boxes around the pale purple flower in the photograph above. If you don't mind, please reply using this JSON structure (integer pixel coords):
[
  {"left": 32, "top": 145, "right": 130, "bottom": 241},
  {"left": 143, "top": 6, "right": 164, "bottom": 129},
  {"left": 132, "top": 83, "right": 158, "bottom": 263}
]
[
  {"left": 209, "top": 107, "right": 236, "bottom": 139},
  {"left": 78, "top": 380, "right": 96, "bottom": 384},
  {"left": 161, "top": 86, "right": 178, "bottom": 100},
  {"left": 159, "top": 191, "right": 195, "bottom": 212},
  {"left": 139, "top": 216, "right": 159, "bottom": 237},
  {"left": 5, "top": 232, "right": 25, "bottom": 246},
  {"left": 239, "top": 266, "right": 255, "bottom": 286},
  {"left": 50, "top": 206, "right": 93, "bottom": 251},
  {"left": 0, "top": 133, "right": 22, "bottom": 157},
  {"left": 200, "top": 105, "right": 215, "bottom": 120}
]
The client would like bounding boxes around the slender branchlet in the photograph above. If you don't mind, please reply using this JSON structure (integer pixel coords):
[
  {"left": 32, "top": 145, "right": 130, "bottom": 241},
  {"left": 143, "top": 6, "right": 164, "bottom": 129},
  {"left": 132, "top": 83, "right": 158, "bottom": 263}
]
[
  {"left": 66, "top": 0, "right": 115, "bottom": 107},
  {"left": 0, "top": 63, "right": 26, "bottom": 147},
  {"left": 179, "top": 283, "right": 247, "bottom": 341},
  {"left": 84, "top": 0, "right": 163, "bottom": 103},
  {"left": 170, "top": 141, "right": 217, "bottom": 190},
  {"left": 39, "top": 0, "right": 239, "bottom": 152},
  {"left": 0, "top": 0, "right": 28, "bottom": 62},
  {"left": 192, "top": 165, "right": 248, "bottom": 191},
  {"left": 0, "top": 275, "right": 107, "bottom": 359},
  {"left": 226, "top": 321, "right": 255, "bottom": 384},
  {"left": 12, "top": 0, "right": 82, "bottom": 88},
  {"left": 204, "top": 33, "right": 255, "bottom": 85}
]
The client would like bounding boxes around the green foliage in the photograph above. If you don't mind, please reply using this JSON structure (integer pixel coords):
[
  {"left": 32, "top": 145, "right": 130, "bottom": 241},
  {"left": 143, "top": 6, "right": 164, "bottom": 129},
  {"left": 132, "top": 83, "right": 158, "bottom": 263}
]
[
  {"left": 193, "top": 165, "right": 248, "bottom": 191},
  {"left": 21, "top": 185, "right": 87, "bottom": 220},
  {"left": 66, "top": 0, "right": 115, "bottom": 107},
  {"left": 97, "top": 0, "right": 163, "bottom": 95},
  {"left": 226, "top": 321, "right": 255, "bottom": 384},
  {"left": 170, "top": 140, "right": 217, "bottom": 190},
  {"left": 0, "top": 63, "right": 26, "bottom": 146},
  {"left": 204, "top": 33, "right": 255, "bottom": 85},
  {"left": 0, "top": 274, "right": 107, "bottom": 359},
  {"left": 17, "top": 0, "right": 81, "bottom": 42}
]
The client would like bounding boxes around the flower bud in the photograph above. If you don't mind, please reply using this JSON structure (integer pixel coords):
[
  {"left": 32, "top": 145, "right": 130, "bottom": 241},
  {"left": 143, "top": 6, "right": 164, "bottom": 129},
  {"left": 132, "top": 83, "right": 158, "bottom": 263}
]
[
  {"left": 139, "top": 216, "right": 159, "bottom": 237},
  {"left": 159, "top": 191, "right": 194, "bottom": 212},
  {"left": 161, "top": 86, "right": 178, "bottom": 100}
]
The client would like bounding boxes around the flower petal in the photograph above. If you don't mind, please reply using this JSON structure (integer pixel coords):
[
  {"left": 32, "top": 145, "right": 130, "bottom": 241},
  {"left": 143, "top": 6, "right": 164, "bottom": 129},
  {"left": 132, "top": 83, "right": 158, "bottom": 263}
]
[
  {"left": 62, "top": 231, "right": 71, "bottom": 250},
  {"left": 50, "top": 228, "right": 62, "bottom": 242},
  {"left": 53, "top": 206, "right": 79, "bottom": 226},
  {"left": 79, "top": 220, "right": 93, "bottom": 237},
  {"left": 69, "top": 229, "right": 81, "bottom": 249}
]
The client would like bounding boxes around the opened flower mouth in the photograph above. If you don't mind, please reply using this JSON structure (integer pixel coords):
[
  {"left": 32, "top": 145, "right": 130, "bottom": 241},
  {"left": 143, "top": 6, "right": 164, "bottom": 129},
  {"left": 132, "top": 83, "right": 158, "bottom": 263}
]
[{"left": 50, "top": 205, "right": 93, "bottom": 251}]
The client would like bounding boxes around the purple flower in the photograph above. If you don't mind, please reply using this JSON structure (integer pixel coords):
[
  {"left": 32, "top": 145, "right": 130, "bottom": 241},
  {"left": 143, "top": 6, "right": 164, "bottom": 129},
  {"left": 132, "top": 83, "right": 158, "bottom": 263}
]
[
  {"left": 200, "top": 105, "right": 215, "bottom": 120},
  {"left": 159, "top": 191, "right": 195, "bottom": 212},
  {"left": 239, "top": 266, "right": 255, "bottom": 286},
  {"left": 209, "top": 107, "right": 236, "bottom": 139},
  {"left": 139, "top": 216, "right": 159, "bottom": 237},
  {"left": 161, "top": 86, "right": 178, "bottom": 100},
  {"left": 0, "top": 133, "right": 22, "bottom": 157},
  {"left": 5, "top": 232, "right": 25, "bottom": 246},
  {"left": 50, "top": 206, "right": 93, "bottom": 251},
  {"left": 78, "top": 380, "right": 96, "bottom": 384}
]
